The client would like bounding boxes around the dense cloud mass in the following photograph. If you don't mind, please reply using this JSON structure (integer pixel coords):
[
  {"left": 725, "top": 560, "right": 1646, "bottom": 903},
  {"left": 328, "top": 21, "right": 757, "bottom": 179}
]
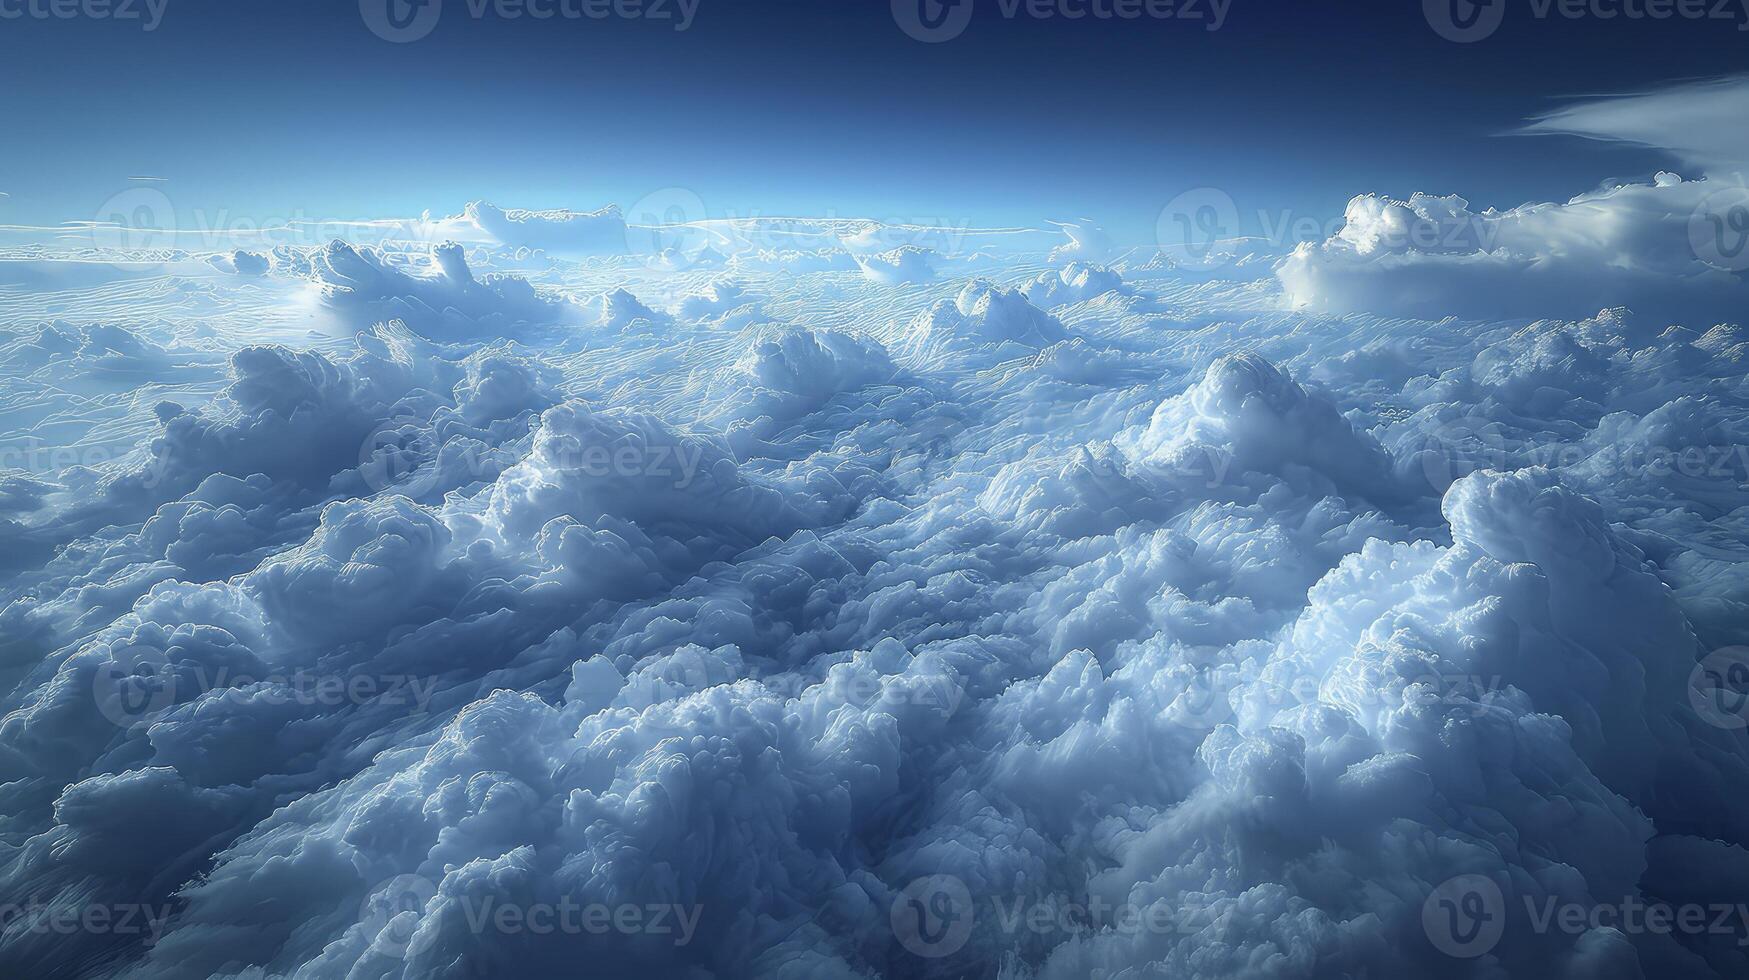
[
  {"left": 1277, "top": 177, "right": 1749, "bottom": 324},
  {"left": 4, "top": 82, "right": 1749, "bottom": 980},
  {"left": 1279, "top": 76, "right": 1749, "bottom": 325}
]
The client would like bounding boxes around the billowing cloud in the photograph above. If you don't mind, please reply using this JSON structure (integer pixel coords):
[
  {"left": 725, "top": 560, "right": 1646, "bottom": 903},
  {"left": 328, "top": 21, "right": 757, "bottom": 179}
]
[
  {"left": 2, "top": 135, "right": 1748, "bottom": 980},
  {"left": 1280, "top": 76, "right": 1749, "bottom": 323}
]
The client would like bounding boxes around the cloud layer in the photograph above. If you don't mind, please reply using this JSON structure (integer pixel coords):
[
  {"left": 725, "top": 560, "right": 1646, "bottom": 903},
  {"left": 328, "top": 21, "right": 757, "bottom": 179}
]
[{"left": 2, "top": 78, "right": 1749, "bottom": 980}]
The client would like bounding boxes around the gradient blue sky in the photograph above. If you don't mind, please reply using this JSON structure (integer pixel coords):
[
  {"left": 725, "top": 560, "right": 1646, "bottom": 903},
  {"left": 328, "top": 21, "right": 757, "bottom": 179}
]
[{"left": 2, "top": 0, "right": 1745, "bottom": 241}]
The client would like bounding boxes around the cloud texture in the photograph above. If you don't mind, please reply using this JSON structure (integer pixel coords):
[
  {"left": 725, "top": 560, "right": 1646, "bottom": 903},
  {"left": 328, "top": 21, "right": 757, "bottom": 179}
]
[{"left": 2, "top": 81, "right": 1749, "bottom": 980}]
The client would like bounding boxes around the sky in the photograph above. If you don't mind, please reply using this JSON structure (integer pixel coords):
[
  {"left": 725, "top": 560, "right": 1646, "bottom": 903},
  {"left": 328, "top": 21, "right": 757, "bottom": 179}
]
[
  {"left": 2, "top": 0, "right": 1747, "bottom": 242},
  {"left": 10, "top": 3, "right": 1749, "bottom": 979}
]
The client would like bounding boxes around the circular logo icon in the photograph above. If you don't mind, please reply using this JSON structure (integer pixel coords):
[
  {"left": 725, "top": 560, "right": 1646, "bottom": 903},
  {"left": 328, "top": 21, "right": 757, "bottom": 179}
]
[
  {"left": 908, "top": 416, "right": 964, "bottom": 468},
  {"left": 1410, "top": 417, "right": 1510, "bottom": 495},
  {"left": 361, "top": 0, "right": 442, "bottom": 42},
  {"left": 1169, "top": 665, "right": 1232, "bottom": 728},
  {"left": 624, "top": 187, "right": 711, "bottom": 271},
  {"left": 1690, "top": 646, "right": 1749, "bottom": 730},
  {"left": 1423, "top": 874, "right": 1505, "bottom": 958},
  {"left": 1156, "top": 188, "right": 1241, "bottom": 273},
  {"left": 360, "top": 873, "right": 439, "bottom": 958},
  {"left": 91, "top": 646, "right": 178, "bottom": 727},
  {"left": 892, "top": 0, "right": 974, "bottom": 42},
  {"left": 1689, "top": 185, "right": 1749, "bottom": 273},
  {"left": 91, "top": 187, "right": 177, "bottom": 270},
  {"left": 1424, "top": 0, "right": 1505, "bottom": 42},
  {"left": 891, "top": 874, "right": 974, "bottom": 959},
  {"left": 358, "top": 419, "right": 443, "bottom": 498}
]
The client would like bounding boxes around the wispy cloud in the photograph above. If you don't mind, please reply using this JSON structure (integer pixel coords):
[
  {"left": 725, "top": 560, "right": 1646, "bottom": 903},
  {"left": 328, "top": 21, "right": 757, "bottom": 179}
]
[{"left": 1520, "top": 74, "right": 1749, "bottom": 175}]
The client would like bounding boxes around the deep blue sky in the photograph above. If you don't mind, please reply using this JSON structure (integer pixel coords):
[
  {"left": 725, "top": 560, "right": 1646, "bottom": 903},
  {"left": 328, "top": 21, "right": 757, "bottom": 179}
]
[{"left": 2, "top": 0, "right": 1745, "bottom": 242}]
